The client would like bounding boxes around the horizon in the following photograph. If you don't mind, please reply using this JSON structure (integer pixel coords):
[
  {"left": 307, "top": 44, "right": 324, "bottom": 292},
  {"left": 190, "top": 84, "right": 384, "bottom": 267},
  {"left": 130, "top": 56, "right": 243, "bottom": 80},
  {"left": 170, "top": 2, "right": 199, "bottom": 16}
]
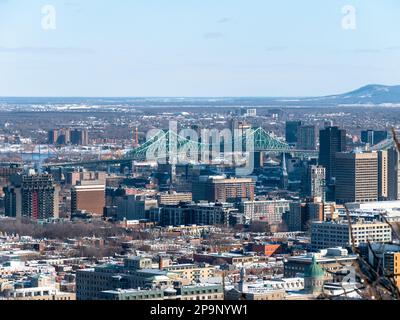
[{"left": 0, "top": 83, "right": 398, "bottom": 100}]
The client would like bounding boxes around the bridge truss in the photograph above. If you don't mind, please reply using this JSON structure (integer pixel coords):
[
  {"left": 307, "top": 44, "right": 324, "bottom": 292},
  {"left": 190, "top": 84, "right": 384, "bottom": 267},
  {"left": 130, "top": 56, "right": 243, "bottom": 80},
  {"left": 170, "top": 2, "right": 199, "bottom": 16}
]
[{"left": 45, "top": 127, "right": 319, "bottom": 168}]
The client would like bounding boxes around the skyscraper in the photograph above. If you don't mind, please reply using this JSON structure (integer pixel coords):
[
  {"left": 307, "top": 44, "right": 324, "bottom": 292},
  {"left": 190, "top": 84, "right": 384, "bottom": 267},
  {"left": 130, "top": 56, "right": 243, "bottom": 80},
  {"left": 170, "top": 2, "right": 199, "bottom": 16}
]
[
  {"left": 335, "top": 152, "right": 378, "bottom": 204},
  {"left": 387, "top": 147, "right": 400, "bottom": 201},
  {"left": 361, "top": 130, "right": 388, "bottom": 146},
  {"left": 319, "top": 126, "right": 346, "bottom": 182},
  {"left": 378, "top": 150, "right": 388, "bottom": 200},
  {"left": 305, "top": 165, "right": 326, "bottom": 202},
  {"left": 285, "top": 121, "right": 302, "bottom": 144},
  {"left": 3, "top": 173, "right": 59, "bottom": 220},
  {"left": 297, "top": 125, "right": 317, "bottom": 150}
]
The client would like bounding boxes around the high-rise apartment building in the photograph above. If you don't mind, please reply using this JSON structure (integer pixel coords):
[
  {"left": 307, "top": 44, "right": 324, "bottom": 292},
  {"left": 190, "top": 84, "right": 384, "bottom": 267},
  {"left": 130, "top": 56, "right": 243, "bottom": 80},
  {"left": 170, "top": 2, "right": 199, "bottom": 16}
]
[
  {"left": 47, "top": 130, "right": 59, "bottom": 145},
  {"left": 305, "top": 165, "right": 326, "bottom": 202},
  {"left": 319, "top": 126, "right": 346, "bottom": 182},
  {"left": 48, "top": 128, "right": 70, "bottom": 145},
  {"left": 58, "top": 129, "right": 71, "bottom": 145},
  {"left": 48, "top": 128, "right": 88, "bottom": 146},
  {"left": 335, "top": 152, "right": 378, "bottom": 204},
  {"left": 71, "top": 129, "right": 89, "bottom": 146},
  {"left": 3, "top": 173, "right": 59, "bottom": 219}
]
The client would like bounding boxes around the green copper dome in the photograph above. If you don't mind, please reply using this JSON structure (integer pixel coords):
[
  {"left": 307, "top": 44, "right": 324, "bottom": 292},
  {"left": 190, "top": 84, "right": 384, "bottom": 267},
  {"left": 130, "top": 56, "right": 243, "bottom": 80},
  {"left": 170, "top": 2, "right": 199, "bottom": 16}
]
[{"left": 304, "top": 255, "right": 325, "bottom": 278}]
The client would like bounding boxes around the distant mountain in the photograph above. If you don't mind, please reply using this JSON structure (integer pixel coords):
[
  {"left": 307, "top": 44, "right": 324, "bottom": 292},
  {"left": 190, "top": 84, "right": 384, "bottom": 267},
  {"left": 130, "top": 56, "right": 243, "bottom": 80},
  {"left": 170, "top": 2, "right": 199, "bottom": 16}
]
[
  {"left": 291, "top": 84, "right": 400, "bottom": 106},
  {"left": 1, "top": 84, "right": 400, "bottom": 109}
]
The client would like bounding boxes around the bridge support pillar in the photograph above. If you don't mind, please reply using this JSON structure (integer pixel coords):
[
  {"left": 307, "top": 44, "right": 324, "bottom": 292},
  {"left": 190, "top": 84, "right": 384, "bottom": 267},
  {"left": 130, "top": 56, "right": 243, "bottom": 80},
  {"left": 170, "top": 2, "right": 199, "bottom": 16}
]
[
  {"left": 254, "top": 151, "right": 264, "bottom": 169},
  {"left": 120, "top": 161, "right": 133, "bottom": 174}
]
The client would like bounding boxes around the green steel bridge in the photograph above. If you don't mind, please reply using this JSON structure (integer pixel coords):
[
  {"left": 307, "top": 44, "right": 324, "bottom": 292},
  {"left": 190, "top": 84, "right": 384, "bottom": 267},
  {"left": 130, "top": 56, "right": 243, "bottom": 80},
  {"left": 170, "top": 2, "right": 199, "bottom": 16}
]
[{"left": 45, "top": 127, "right": 320, "bottom": 168}]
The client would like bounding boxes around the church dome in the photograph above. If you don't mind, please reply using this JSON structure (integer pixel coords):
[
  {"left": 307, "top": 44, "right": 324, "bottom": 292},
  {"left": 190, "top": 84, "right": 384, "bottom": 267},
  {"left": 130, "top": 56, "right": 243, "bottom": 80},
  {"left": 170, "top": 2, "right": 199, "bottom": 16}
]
[{"left": 304, "top": 255, "right": 325, "bottom": 278}]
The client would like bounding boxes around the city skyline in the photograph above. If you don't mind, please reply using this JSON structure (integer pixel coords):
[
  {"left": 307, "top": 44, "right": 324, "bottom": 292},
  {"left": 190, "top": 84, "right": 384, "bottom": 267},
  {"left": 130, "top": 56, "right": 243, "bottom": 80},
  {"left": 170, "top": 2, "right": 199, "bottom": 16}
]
[{"left": 1, "top": 0, "right": 400, "bottom": 306}]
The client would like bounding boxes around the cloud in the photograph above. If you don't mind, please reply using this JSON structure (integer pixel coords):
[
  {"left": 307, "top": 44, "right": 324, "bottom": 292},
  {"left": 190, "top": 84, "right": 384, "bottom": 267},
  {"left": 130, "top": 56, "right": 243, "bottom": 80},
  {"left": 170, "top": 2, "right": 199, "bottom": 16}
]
[
  {"left": 203, "top": 32, "right": 224, "bottom": 39},
  {"left": 0, "top": 46, "right": 95, "bottom": 55}
]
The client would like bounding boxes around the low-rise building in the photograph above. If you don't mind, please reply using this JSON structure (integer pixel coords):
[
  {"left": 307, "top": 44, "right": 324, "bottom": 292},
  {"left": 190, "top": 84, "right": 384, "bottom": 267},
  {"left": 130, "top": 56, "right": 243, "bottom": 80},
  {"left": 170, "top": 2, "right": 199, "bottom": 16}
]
[
  {"left": 156, "top": 202, "right": 237, "bottom": 227},
  {"left": 157, "top": 192, "right": 193, "bottom": 206},
  {"left": 284, "top": 248, "right": 358, "bottom": 281},
  {"left": 163, "top": 264, "right": 216, "bottom": 285},
  {"left": 6, "top": 287, "right": 75, "bottom": 301},
  {"left": 100, "top": 283, "right": 224, "bottom": 301},
  {"left": 76, "top": 257, "right": 177, "bottom": 300},
  {"left": 193, "top": 253, "right": 256, "bottom": 266},
  {"left": 239, "top": 199, "right": 291, "bottom": 224},
  {"left": 226, "top": 287, "right": 286, "bottom": 301},
  {"left": 311, "top": 220, "right": 392, "bottom": 250}
]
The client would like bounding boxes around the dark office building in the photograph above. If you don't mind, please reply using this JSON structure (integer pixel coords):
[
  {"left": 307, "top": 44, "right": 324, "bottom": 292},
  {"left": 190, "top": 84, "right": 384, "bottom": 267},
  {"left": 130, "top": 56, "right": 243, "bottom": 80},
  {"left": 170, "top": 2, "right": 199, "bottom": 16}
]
[
  {"left": 297, "top": 125, "right": 317, "bottom": 150},
  {"left": 319, "top": 126, "right": 346, "bottom": 182},
  {"left": 285, "top": 121, "right": 302, "bottom": 144},
  {"left": 361, "top": 130, "right": 388, "bottom": 146},
  {"left": 387, "top": 147, "right": 400, "bottom": 201}
]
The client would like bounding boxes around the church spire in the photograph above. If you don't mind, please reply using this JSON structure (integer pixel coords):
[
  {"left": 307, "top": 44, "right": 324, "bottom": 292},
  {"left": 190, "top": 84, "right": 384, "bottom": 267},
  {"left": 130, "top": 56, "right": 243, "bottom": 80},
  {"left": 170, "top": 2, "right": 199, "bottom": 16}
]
[{"left": 280, "top": 153, "right": 288, "bottom": 189}]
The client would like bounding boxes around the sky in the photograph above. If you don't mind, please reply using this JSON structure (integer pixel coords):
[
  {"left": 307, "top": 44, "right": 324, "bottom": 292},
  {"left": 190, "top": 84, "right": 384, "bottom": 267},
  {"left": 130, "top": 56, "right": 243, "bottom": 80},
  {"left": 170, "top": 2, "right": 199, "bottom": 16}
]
[{"left": 0, "top": 0, "right": 399, "bottom": 97}]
